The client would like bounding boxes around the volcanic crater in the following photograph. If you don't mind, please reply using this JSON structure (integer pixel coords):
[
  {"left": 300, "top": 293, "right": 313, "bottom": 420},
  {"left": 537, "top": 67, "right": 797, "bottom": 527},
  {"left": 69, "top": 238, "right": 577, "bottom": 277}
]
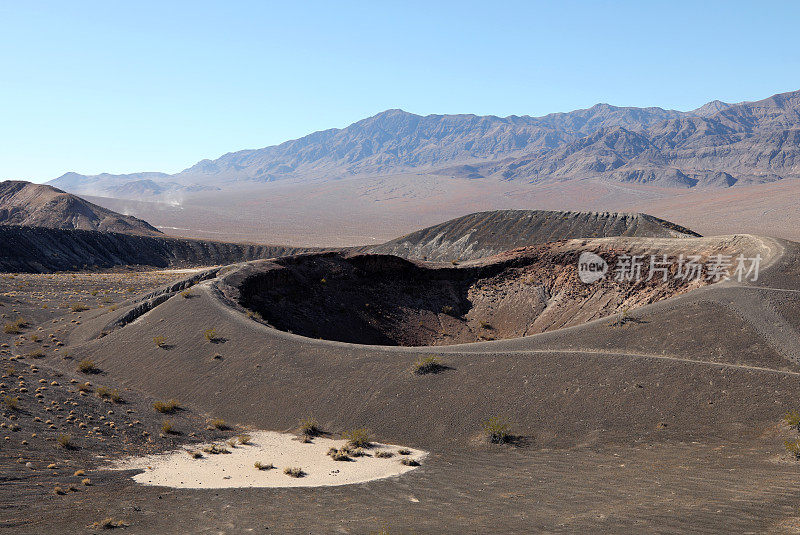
[{"left": 222, "top": 243, "right": 713, "bottom": 346}]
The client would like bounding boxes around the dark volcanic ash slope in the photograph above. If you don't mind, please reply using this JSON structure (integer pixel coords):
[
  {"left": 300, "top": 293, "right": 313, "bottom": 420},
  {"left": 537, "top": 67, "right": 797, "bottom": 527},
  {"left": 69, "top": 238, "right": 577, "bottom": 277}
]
[
  {"left": 0, "top": 225, "right": 318, "bottom": 272},
  {"left": 0, "top": 180, "right": 160, "bottom": 235},
  {"left": 364, "top": 210, "right": 700, "bottom": 262}
]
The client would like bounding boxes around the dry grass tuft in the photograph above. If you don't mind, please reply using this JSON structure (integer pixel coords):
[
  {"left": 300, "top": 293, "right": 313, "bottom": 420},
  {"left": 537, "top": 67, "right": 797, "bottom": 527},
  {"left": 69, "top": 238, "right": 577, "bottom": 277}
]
[
  {"left": 153, "top": 399, "right": 180, "bottom": 414},
  {"left": 77, "top": 359, "right": 99, "bottom": 374},
  {"left": 483, "top": 416, "right": 512, "bottom": 444},
  {"left": 412, "top": 356, "right": 446, "bottom": 375},
  {"left": 299, "top": 416, "right": 321, "bottom": 437},
  {"left": 283, "top": 466, "right": 304, "bottom": 478},
  {"left": 343, "top": 427, "right": 372, "bottom": 448}
]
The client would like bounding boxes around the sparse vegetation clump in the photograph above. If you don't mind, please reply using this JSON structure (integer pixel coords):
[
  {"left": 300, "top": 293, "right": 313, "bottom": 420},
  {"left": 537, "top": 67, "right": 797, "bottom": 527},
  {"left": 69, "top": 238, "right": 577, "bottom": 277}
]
[
  {"left": 299, "top": 416, "right": 321, "bottom": 437},
  {"left": 210, "top": 418, "right": 227, "bottom": 430},
  {"left": 180, "top": 290, "right": 193, "bottom": 298},
  {"left": 374, "top": 450, "right": 394, "bottom": 458},
  {"left": 246, "top": 309, "right": 263, "bottom": 321},
  {"left": 187, "top": 450, "right": 203, "bottom": 459},
  {"left": 238, "top": 434, "right": 252, "bottom": 445},
  {"left": 327, "top": 447, "right": 351, "bottom": 461},
  {"left": 786, "top": 440, "right": 800, "bottom": 459},
  {"left": 784, "top": 409, "right": 800, "bottom": 430},
  {"left": 412, "top": 356, "right": 445, "bottom": 375},
  {"left": 3, "top": 395, "right": 19, "bottom": 411},
  {"left": 70, "top": 303, "right": 90, "bottom": 312},
  {"left": 92, "top": 517, "right": 127, "bottom": 529},
  {"left": 204, "top": 328, "right": 217, "bottom": 342},
  {"left": 202, "top": 444, "right": 231, "bottom": 455},
  {"left": 153, "top": 399, "right": 180, "bottom": 414},
  {"left": 343, "top": 427, "right": 372, "bottom": 448},
  {"left": 77, "top": 359, "right": 99, "bottom": 374},
  {"left": 161, "top": 420, "right": 176, "bottom": 434},
  {"left": 400, "top": 457, "right": 420, "bottom": 467},
  {"left": 254, "top": 461, "right": 274, "bottom": 470},
  {"left": 3, "top": 318, "right": 27, "bottom": 334},
  {"left": 441, "top": 305, "right": 454, "bottom": 315},
  {"left": 283, "top": 466, "right": 304, "bottom": 478},
  {"left": 397, "top": 448, "right": 411, "bottom": 455},
  {"left": 57, "top": 434, "right": 74, "bottom": 449},
  {"left": 153, "top": 336, "right": 167, "bottom": 348},
  {"left": 96, "top": 386, "right": 123, "bottom": 403},
  {"left": 483, "top": 416, "right": 512, "bottom": 444}
]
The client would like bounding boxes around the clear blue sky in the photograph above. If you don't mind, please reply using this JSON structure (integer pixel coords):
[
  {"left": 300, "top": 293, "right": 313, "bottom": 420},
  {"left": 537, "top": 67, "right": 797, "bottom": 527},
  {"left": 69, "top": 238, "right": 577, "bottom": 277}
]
[{"left": 2, "top": 1, "right": 798, "bottom": 183}]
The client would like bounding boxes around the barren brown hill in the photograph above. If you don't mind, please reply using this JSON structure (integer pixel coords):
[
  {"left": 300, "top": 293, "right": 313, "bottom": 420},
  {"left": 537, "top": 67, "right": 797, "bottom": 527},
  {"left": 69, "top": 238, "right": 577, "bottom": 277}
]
[
  {"left": 0, "top": 180, "right": 161, "bottom": 235},
  {"left": 364, "top": 209, "right": 699, "bottom": 261}
]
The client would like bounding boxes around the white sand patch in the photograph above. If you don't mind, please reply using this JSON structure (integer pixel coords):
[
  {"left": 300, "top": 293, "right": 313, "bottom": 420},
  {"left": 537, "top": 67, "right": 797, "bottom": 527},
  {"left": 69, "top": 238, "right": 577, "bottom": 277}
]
[{"left": 109, "top": 431, "right": 427, "bottom": 489}]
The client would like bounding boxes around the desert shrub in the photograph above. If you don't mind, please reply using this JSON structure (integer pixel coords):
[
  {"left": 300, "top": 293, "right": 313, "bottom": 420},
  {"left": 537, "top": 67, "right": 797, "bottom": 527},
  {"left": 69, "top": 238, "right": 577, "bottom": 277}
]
[
  {"left": 412, "top": 356, "right": 445, "bottom": 375},
  {"left": 441, "top": 305, "right": 454, "bottom": 315},
  {"left": 161, "top": 420, "right": 175, "bottom": 434},
  {"left": 57, "top": 434, "right": 74, "bottom": 449},
  {"left": 343, "top": 427, "right": 372, "bottom": 448},
  {"left": 81, "top": 478, "right": 92, "bottom": 486},
  {"left": 327, "top": 447, "right": 351, "bottom": 461},
  {"left": 374, "top": 450, "right": 393, "bottom": 458},
  {"left": 785, "top": 410, "right": 800, "bottom": 428},
  {"left": 397, "top": 448, "right": 411, "bottom": 456},
  {"left": 77, "top": 382, "right": 92, "bottom": 393},
  {"left": 77, "top": 359, "right": 99, "bottom": 374},
  {"left": 73, "top": 469, "right": 85, "bottom": 476},
  {"left": 283, "top": 466, "right": 304, "bottom": 478},
  {"left": 97, "top": 386, "right": 123, "bottom": 403},
  {"left": 28, "top": 334, "right": 41, "bottom": 342},
  {"left": 400, "top": 457, "right": 420, "bottom": 466},
  {"left": 92, "top": 517, "right": 127, "bottom": 529},
  {"left": 187, "top": 450, "right": 203, "bottom": 459},
  {"left": 210, "top": 418, "right": 227, "bottom": 429},
  {"left": 3, "top": 395, "right": 19, "bottom": 411},
  {"left": 786, "top": 440, "right": 800, "bottom": 459},
  {"left": 202, "top": 444, "right": 230, "bottom": 455},
  {"left": 25, "top": 351, "right": 45, "bottom": 359},
  {"left": 483, "top": 416, "right": 512, "bottom": 444},
  {"left": 53, "top": 486, "right": 66, "bottom": 495},
  {"left": 254, "top": 461, "right": 274, "bottom": 470},
  {"left": 238, "top": 434, "right": 252, "bottom": 445},
  {"left": 3, "top": 318, "right": 26, "bottom": 334},
  {"left": 180, "top": 290, "right": 193, "bottom": 298},
  {"left": 70, "top": 303, "right": 89, "bottom": 312},
  {"left": 204, "top": 328, "right": 216, "bottom": 342},
  {"left": 153, "top": 336, "right": 167, "bottom": 348},
  {"left": 153, "top": 399, "right": 180, "bottom": 414},
  {"left": 299, "top": 416, "right": 321, "bottom": 437},
  {"left": 479, "top": 320, "right": 492, "bottom": 330},
  {"left": 246, "top": 309, "right": 263, "bottom": 321}
]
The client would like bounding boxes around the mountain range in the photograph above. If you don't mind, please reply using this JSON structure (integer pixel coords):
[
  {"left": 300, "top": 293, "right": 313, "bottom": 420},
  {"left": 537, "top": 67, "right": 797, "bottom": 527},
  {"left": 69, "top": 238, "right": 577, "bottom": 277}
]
[{"left": 46, "top": 89, "right": 800, "bottom": 200}]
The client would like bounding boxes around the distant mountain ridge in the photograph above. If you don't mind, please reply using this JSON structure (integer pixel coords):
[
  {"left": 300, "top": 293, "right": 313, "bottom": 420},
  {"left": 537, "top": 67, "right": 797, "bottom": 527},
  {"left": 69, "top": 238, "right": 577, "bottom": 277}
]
[
  {"left": 47, "top": 89, "right": 800, "bottom": 198},
  {"left": 0, "top": 180, "right": 161, "bottom": 235}
]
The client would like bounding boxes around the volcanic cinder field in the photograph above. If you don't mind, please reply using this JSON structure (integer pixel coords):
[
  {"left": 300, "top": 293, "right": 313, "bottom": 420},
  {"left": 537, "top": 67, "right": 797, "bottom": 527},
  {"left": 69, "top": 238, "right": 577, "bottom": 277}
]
[{"left": 4, "top": 205, "right": 800, "bottom": 533}]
